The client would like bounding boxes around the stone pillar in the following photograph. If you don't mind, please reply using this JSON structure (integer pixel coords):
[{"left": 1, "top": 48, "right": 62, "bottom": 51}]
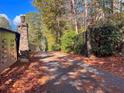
[{"left": 18, "top": 16, "right": 29, "bottom": 61}]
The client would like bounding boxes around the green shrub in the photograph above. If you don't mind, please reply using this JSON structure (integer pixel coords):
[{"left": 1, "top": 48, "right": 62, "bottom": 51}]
[
  {"left": 73, "top": 33, "right": 86, "bottom": 54},
  {"left": 61, "top": 31, "right": 76, "bottom": 52},
  {"left": 44, "top": 30, "right": 56, "bottom": 51},
  {"left": 91, "top": 23, "right": 122, "bottom": 56},
  {"left": 51, "top": 44, "right": 61, "bottom": 51}
]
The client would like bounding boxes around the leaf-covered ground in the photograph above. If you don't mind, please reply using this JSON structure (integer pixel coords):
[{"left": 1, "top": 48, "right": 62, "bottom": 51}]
[
  {"left": 0, "top": 52, "right": 124, "bottom": 93},
  {"left": 65, "top": 53, "right": 124, "bottom": 78}
]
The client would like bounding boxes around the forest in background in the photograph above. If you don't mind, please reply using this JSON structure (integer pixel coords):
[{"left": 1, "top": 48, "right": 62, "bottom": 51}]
[
  {"left": 25, "top": 0, "right": 123, "bottom": 57},
  {"left": 1, "top": 1, "right": 124, "bottom": 92},
  {"left": 1, "top": 0, "right": 123, "bottom": 57}
]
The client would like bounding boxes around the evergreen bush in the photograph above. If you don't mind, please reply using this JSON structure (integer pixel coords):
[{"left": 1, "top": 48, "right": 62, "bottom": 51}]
[
  {"left": 91, "top": 23, "right": 122, "bottom": 56},
  {"left": 73, "top": 33, "right": 86, "bottom": 55},
  {"left": 61, "top": 31, "right": 76, "bottom": 52}
]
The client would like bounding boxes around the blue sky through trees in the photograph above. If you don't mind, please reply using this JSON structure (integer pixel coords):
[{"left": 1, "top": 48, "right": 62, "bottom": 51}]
[{"left": 0, "top": 0, "right": 37, "bottom": 29}]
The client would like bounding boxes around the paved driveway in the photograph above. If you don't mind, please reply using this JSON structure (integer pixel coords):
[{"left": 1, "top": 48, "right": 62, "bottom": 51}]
[{"left": 0, "top": 52, "right": 124, "bottom": 93}]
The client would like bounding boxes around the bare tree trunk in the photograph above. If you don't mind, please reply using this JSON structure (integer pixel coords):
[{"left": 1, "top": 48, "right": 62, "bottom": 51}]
[
  {"left": 84, "top": 0, "right": 92, "bottom": 57},
  {"left": 120, "top": 0, "right": 124, "bottom": 12},
  {"left": 86, "top": 27, "right": 92, "bottom": 57},
  {"left": 74, "top": 18, "right": 78, "bottom": 33},
  {"left": 122, "top": 27, "right": 124, "bottom": 56},
  {"left": 122, "top": 43, "right": 124, "bottom": 56},
  {"left": 71, "top": 0, "right": 78, "bottom": 33},
  {"left": 110, "top": 0, "right": 114, "bottom": 13}
]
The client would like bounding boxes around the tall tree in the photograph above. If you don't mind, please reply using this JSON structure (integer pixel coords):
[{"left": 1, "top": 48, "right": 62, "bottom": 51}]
[
  {"left": 33, "top": 0, "right": 67, "bottom": 47},
  {"left": 70, "top": 0, "right": 78, "bottom": 33},
  {"left": 25, "top": 12, "right": 46, "bottom": 51}
]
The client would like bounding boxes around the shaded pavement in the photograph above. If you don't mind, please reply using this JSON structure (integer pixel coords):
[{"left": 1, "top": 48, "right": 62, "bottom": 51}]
[{"left": 0, "top": 52, "right": 124, "bottom": 93}]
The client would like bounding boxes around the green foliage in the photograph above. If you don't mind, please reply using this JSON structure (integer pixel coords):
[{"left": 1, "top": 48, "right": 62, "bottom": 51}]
[
  {"left": 43, "top": 26, "right": 56, "bottom": 51},
  {"left": 51, "top": 44, "right": 61, "bottom": 51},
  {"left": 91, "top": 23, "right": 122, "bottom": 56},
  {"left": 102, "top": 13, "right": 124, "bottom": 53},
  {"left": 61, "top": 30, "right": 76, "bottom": 52},
  {"left": 73, "top": 33, "right": 86, "bottom": 54},
  {"left": 33, "top": 0, "right": 67, "bottom": 47},
  {"left": 32, "top": 0, "right": 124, "bottom": 56},
  {"left": 61, "top": 30, "right": 86, "bottom": 54},
  {"left": 25, "top": 12, "right": 47, "bottom": 51}
]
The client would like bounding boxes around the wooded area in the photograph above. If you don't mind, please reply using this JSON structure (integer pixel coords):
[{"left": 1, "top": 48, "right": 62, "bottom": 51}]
[
  {"left": 0, "top": 0, "right": 124, "bottom": 93},
  {"left": 24, "top": 0, "right": 124, "bottom": 57},
  {"left": 1, "top": 0, "right": 123, "bottom": 56}
]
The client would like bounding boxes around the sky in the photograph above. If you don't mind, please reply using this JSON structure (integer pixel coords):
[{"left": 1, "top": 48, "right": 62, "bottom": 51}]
[{"left": 0, "top": 0, "right": 38, "bottom": 29}]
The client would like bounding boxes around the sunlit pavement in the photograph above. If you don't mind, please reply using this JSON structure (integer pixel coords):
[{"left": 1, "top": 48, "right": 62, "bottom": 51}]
[{"left": 0, "top": 52, "right": 124, "bottom": 93}]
